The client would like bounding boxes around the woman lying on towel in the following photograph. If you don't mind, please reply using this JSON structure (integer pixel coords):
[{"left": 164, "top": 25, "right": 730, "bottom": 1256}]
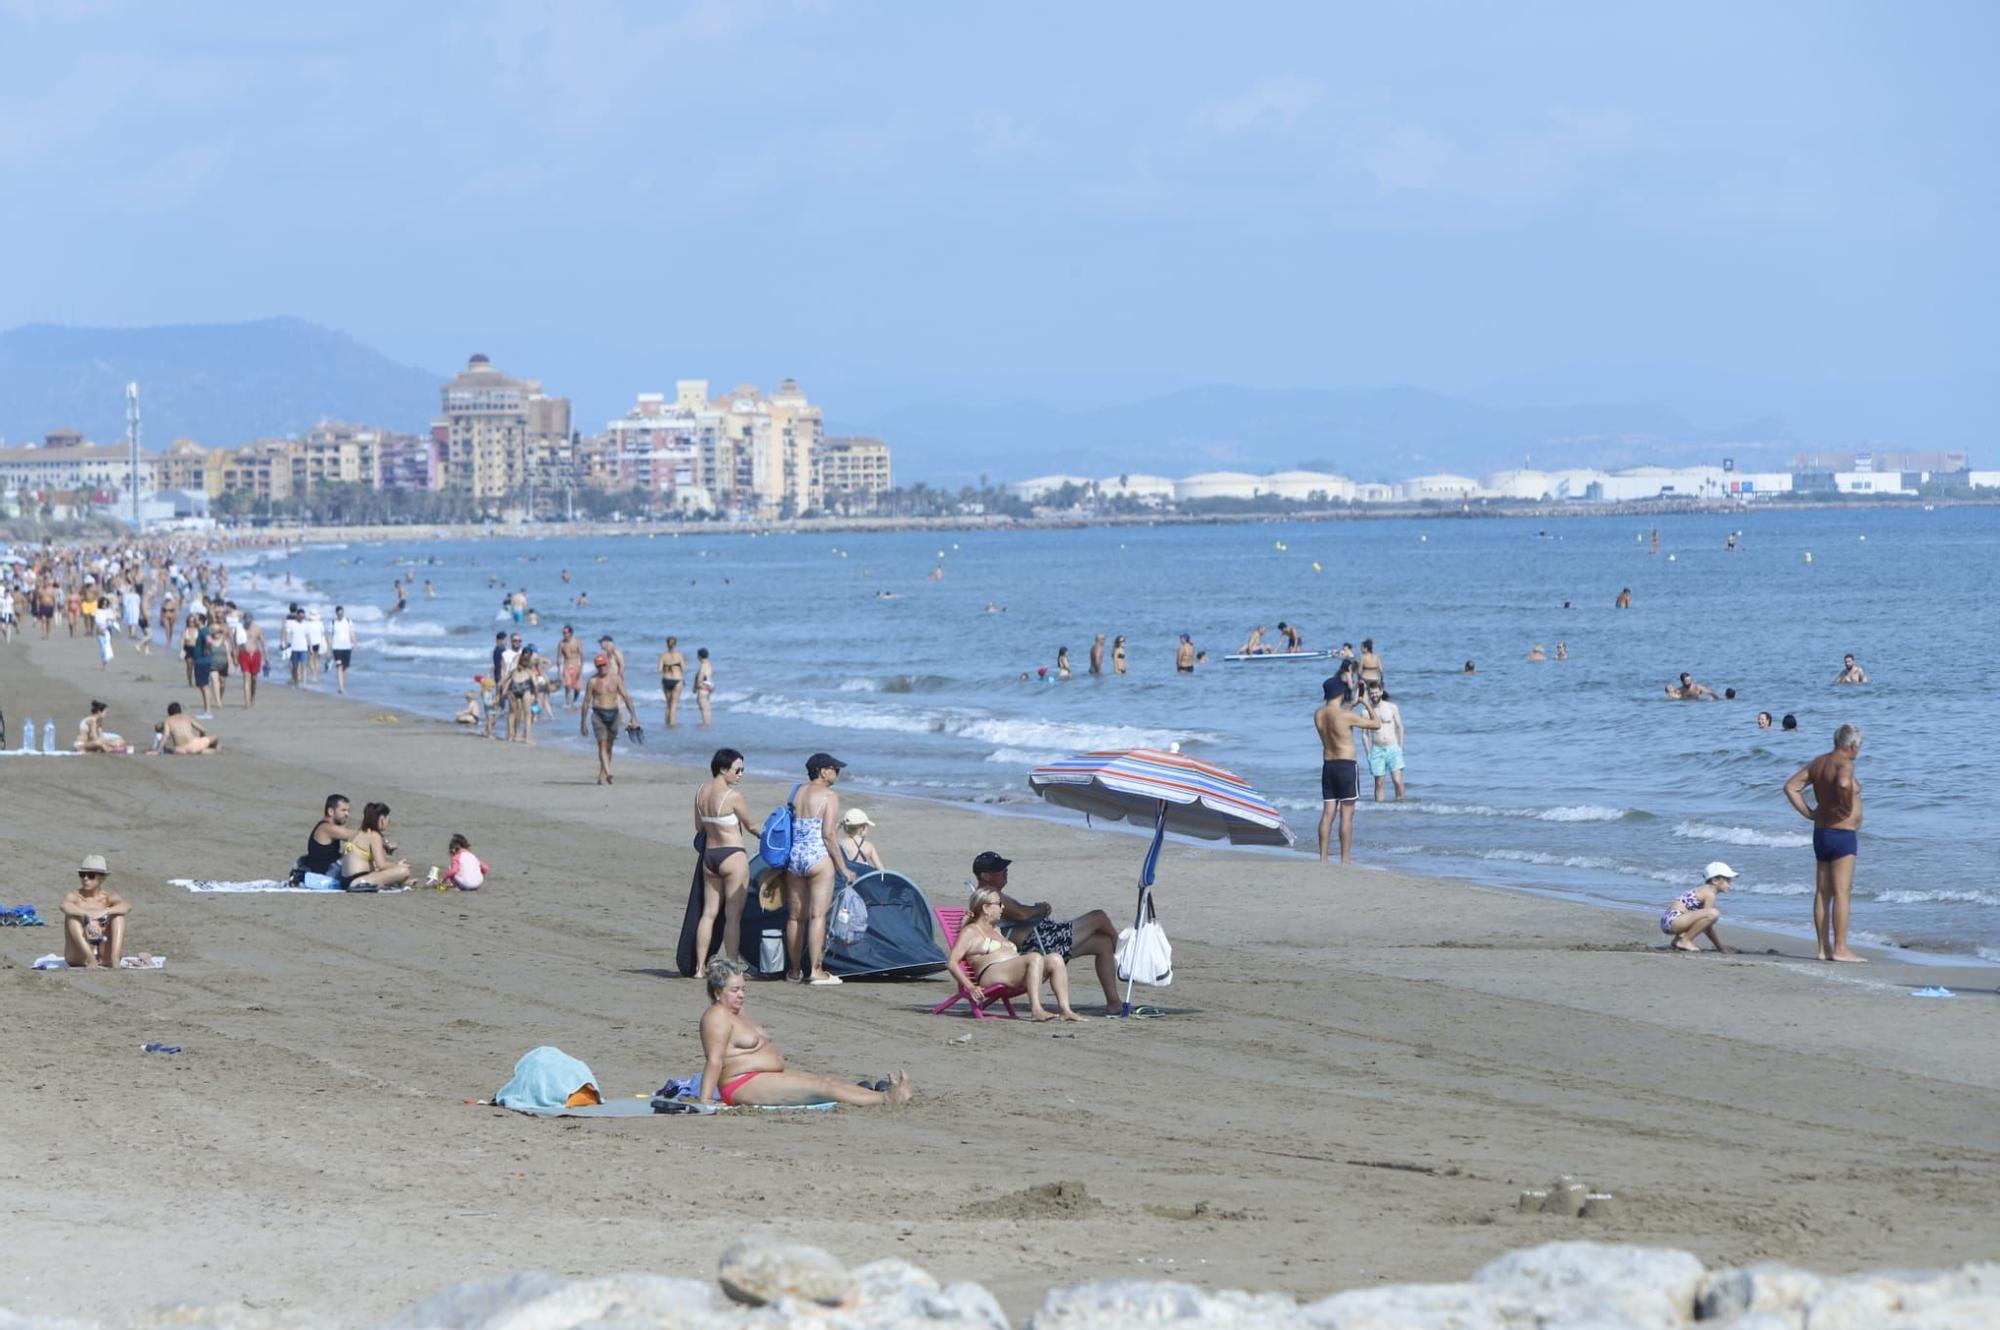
[
  {"left": 947, "top": 886, "right": 1087, "bottom": 1022},
  {"left": 697, "top": 958, "right": 913, "bottom": 1107}
]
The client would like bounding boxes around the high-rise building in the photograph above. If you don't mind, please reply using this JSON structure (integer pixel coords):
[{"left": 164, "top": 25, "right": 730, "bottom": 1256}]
[
  {"left": 438, "top": 354, "right": 571, "bottom": 500},
  {"left": 714, "top": 378, "right": 824, "bottom": 518},
  {"left": 600, "top": 388, "right": 725, "bottom": 508}
]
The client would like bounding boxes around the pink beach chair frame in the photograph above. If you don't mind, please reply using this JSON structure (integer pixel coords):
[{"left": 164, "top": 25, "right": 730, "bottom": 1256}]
[{"left": 929, "top": 906, "right": 1025, "bottom": 1019}]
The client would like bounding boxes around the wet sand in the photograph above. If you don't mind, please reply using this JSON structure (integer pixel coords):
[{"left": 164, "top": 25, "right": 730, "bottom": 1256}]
[{"left": 2, "top": 628, "right": 1996, "bottom": 1322}]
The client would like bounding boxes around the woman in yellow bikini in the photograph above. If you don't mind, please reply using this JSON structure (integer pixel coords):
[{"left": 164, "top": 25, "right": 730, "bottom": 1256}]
[{"left": 945, "top": 886, "right": 1084, "bottom": 1021}]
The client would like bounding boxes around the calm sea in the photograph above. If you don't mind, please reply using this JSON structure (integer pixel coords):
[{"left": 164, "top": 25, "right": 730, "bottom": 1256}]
[{"left": 233, "top": 506, "right": 1998, "bottom": 959}]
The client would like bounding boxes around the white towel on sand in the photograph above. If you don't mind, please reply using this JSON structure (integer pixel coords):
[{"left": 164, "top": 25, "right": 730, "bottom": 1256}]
[{"left": 173, "top": 878, "right": 327, "bottom": 894}]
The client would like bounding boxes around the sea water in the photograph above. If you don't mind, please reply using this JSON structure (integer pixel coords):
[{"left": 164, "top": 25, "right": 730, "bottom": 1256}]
[{"left": 234, "top": 506, "right": 1999, "bottom": 958}]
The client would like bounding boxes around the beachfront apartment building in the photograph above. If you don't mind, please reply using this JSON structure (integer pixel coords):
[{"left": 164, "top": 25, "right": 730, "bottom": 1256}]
[
  {"left": 819, "top": 436, "right": 893, "bottom": 508},
  {"left": 293, "top": 421, "right": 384, "bottom": 492},
  {"left": 716, "top": 378, "right": 824, "bottom": 519},
  {"left": 0, "top": 430, "right": 153, "bottom": 498},
  {"left": 379, "top": 431, "right": 444, "bottom": 489},
  {"left": 437, "top": 353, "right": 573, "bottom": 501},
  {"left": 593, "top": 388, "right": 726, "bottom": 511}
]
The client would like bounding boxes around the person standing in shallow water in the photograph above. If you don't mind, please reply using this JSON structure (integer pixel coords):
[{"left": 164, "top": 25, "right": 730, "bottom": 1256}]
[
  {"left": 1783, "top": 723, "right": 1866, "bottom": 964},
  {"left": 658, "top": 635, "right": 687, "bottom": 726}
]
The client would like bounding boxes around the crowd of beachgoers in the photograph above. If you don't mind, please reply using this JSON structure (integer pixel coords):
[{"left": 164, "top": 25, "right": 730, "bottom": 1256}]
[{"left": 3, "top": 527, "right": 1877, "bottom": 1111}]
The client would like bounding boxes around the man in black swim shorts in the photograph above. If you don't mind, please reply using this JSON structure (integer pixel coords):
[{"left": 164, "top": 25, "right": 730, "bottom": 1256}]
[{"left": 1313, "top": 676, "right": 1380, "bottom": 865}]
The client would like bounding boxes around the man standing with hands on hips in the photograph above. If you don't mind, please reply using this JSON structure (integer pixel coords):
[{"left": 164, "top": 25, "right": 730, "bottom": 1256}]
[{"left": 1783, "top": 723, "right": 1865, "bottom": 963}]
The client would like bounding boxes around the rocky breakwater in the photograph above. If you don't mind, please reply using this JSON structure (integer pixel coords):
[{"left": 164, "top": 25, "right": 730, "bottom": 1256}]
[{"left": 14, "top": 1238, "right": 2000, "bottom": 1329}]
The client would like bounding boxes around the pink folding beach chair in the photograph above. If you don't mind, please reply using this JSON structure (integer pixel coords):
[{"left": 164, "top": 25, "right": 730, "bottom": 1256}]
[{"left": 928, "top": 906, "right": 1024, "bottom": 1019}]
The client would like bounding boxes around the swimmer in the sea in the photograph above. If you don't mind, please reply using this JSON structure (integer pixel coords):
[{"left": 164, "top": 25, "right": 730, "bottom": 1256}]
[{"left": 1666, "top": 672, "right": 1718, "bottom": 700}]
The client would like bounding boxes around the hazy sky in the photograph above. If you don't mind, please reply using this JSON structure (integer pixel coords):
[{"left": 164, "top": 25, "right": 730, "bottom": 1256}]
[{"left": 1, "top": 1, "right": 1992, "bottom": 425}]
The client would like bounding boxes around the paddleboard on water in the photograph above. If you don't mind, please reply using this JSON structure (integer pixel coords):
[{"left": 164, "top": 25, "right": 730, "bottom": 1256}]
[{"left": 1223, "top": 650, "right": 1332, "bottom": 663}]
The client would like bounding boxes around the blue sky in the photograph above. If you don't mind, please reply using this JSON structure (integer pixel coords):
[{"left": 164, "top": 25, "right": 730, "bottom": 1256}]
[{"left": 0, "top": 0, "right": 1991, "bottom": 433}]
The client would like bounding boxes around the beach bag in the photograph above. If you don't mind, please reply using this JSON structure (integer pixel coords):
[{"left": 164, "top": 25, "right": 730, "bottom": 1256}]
[
  {"left": 759, "top": 783, "right": 802, "bottom": 865},
  {"left": 828, "top": 881, "right": 870, "bottom": 946},
  {"left": 1116, "top": 900, "right": 1173, "bottom": 987}
]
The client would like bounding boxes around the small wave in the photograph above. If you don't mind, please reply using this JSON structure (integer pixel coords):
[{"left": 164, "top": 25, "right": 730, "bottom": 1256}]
[
  {"left": 1873, "top": 888, "right": 2000, "bottom": 908},
  {"left": 1384, "top": 801, "right": 1642, "bottom": 824},
  {"left": 376, "top": 644, "right": 485, "bottom": 663},
  {"left": 837, "top": 674, "right": 951, "bottom": 694},
  {"left": 984, "top": 747, "right": 1052, "bottom": 767},
  {"left": 1670, "top": 821, "right": 1811, "bottom": 849},
  {"left": 1737, "top": 881, "right": 1814, "bottom": 897},
  {"left": 375, "top": 620, "right": 451, "bottom": 638},
  {"left": 1537, "top": 805, "right": 1636, "bottom": 823},
  {"left": 727, "top": 693, "right": 1214, "bottom": 755}
]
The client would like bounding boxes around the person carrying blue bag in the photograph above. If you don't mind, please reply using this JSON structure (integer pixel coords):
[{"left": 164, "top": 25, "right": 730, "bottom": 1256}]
[{"left": 770, "top": 752, "right": 848, "bottom": 986}]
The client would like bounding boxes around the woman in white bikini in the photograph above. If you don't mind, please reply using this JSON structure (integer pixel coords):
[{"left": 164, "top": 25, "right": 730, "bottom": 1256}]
[
  {"left": 945, "top": 886, "right": 1084, "bottom": 1021},
  {"left": 697, "top": 958, "right": 912, "bottom": 1106},
  {"left": 692, "top": 748, "right": 759, "bottom": 967}
]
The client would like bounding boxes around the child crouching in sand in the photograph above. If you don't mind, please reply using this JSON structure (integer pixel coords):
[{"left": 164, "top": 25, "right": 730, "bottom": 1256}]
[
  {"left": 441, "top": 833, "right": 487, "bottom": 890},
  {"left": 1661, "top": 861, "right": 1737, "bottom": 953}
]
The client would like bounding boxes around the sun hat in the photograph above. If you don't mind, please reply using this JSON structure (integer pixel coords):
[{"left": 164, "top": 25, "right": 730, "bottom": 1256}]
[
  {"left": 1704, "top": 861, "right": 1739, "bottom": 880},
  {"left": 839, "top": 808, "right": 874, "bottom": 829},
  {"left": 77, "top": 854, "right": 110, "bottom": 876}
]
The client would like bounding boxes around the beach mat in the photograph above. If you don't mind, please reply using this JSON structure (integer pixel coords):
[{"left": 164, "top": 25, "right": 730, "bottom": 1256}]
[
  {"left": 498, "top": 1097, "right": 835, "bottom": 1118},
  {"left": 173, "top": 878, "right": 408, "bottom": 894}
]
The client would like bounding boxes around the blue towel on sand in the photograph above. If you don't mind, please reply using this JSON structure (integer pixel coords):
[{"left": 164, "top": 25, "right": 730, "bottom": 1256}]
[{"left": 493, "top": 1046, "right": 598, "bottom": 1112}]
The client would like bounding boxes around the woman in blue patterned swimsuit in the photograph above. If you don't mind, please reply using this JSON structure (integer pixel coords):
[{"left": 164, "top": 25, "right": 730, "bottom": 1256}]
[{"left": 785, "top": 752, "right": 847, "bottom": 985}]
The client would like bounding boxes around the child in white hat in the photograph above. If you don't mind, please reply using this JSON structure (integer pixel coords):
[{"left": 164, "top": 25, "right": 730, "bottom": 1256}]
[{"left": 1660, "top": 862, "right": 1737, "bottom": 953}]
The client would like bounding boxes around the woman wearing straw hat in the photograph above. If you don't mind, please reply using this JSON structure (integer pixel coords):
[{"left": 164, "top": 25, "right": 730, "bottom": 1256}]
[
  {"left": 837, "top": 808, "right": 886, "bottom": 876},
  {"left": 60, "top": 855, "right": 132, "bottom": 968}
]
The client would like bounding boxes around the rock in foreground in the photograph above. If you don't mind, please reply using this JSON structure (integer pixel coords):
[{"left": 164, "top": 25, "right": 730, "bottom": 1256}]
[{"left": 16, "top": 1239, "right": 2000, "bottom": 1329}]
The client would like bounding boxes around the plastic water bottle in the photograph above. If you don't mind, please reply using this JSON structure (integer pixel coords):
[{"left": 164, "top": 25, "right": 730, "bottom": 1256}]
[
  {"left": 20, "top": 716, "right": 33, "bottom": 752},
  {"left": 43, "top": 719, "right": 56, "bottom": 752}
]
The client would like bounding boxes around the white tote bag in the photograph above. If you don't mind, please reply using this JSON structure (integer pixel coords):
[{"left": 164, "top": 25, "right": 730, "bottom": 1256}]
[{"left": 1116, "top": 917, "right": 1173, "bottom": 987}]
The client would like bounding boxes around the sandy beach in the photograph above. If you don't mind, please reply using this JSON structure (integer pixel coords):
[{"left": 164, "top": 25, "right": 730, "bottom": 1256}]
[{"left": 3, "top": 628, "right": 1996, "bottom": 1324}]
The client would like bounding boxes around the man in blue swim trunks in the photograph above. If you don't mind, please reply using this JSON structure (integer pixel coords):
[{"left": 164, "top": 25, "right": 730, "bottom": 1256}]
[{"left": 1783, "top": 723, "right": 1864, "bottom": 964}]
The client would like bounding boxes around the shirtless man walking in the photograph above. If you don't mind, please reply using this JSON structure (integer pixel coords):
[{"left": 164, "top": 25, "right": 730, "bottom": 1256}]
[
  {"left": 1783, "top": 723, "right": 1866, "bottom": 963},
  {"left": 1314, "top": 677, "right": 1381, "bottom": 864},
  {"left": 585, "top": 653, "right": 638, "bottom": 785}
]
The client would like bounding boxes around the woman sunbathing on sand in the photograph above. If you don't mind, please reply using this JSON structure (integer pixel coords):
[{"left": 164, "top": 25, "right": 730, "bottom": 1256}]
[
  {"left": 697, "top": 958, "right": 912, "bottom": 1106},
  {"left": 1660, "top": 862, "right": 1738, "bottom": 953},
  {"left": 946, "top": 886, "right": 1085, "bottom": 1021}
]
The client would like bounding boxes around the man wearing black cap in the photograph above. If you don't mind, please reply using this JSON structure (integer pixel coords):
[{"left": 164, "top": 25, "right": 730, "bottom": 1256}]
[
  {"left": 785, "top": 752, "right": 848, "bottom": 984},
  {"left": 1314, "top": 675, "right": 1381, "bottom": 865},
  {"left": 972, "top": 851, "right": 1121, "bottom": 1015}
]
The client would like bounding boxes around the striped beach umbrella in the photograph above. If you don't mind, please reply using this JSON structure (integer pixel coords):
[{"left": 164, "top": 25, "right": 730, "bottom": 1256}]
[
  {"left": 1027, "top": 748, "right": 1291, "bottom": 846},
  {"left": 1028, "top": 748, "right": 1291, "bottom": 1014}
]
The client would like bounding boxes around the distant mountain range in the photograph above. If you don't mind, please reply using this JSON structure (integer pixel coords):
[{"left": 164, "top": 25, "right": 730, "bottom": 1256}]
[
  {"left": 0, "top": 318, "right": 1801, "bottom": 481},
  {"left": 0, "top": 318, "right": 442, "bottom": 448}
]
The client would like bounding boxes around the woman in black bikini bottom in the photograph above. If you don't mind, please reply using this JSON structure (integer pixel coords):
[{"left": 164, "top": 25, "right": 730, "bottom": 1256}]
[{"left": 693, "top": 748, "right": 759, "bottom": 966}]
